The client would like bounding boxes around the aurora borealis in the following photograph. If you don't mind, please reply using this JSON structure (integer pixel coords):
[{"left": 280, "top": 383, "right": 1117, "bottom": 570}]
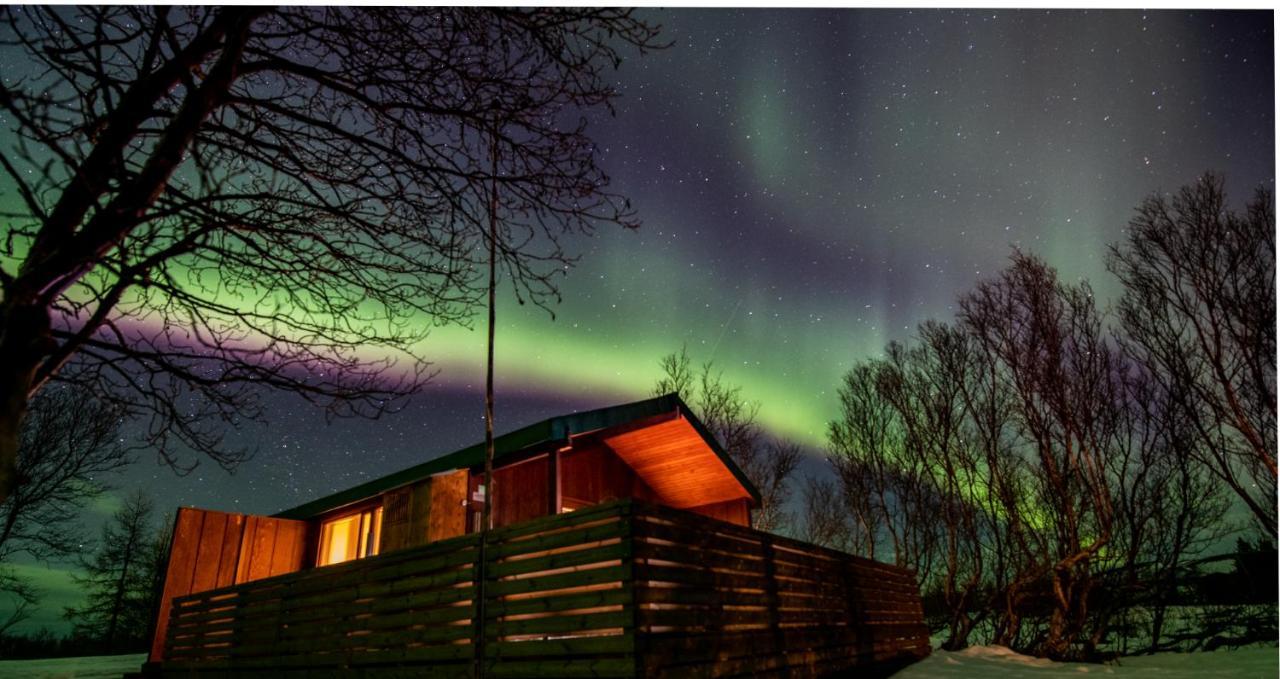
[{"left": 3, "top": 8, "right": 1274, "bottom": 632}]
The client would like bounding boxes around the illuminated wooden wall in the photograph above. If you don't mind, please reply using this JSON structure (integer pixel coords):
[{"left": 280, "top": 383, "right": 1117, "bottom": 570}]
[{"left": 149, "top": 508, "right": 307, "bottom": 662}]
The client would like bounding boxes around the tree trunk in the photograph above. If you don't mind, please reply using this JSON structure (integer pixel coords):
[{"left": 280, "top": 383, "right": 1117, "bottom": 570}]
[
  {"left": 105, "top": 528, "right": 139, "bottom": 654},
  {"left": 0, "top": 299, "right": 54, "bottom": 505}
]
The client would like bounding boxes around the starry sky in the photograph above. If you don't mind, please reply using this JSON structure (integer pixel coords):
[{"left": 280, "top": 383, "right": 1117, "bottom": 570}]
[{"left": 6, "top": 9, "right": 1274, "bottom": 632}]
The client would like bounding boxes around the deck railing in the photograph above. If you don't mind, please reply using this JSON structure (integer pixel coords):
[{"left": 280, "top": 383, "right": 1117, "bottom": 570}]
[{"left": 154, "top": 499, "right": 929, "bottom": 677}]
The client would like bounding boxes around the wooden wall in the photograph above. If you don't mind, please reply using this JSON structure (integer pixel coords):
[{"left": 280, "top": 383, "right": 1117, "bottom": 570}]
[
  {"left": 559, "top": 442, "right": 659, "bottom": 508},
  {"left": 686, "top": 497, "right": 751, "bottom": 527},
  {"left": 493, "top": 454, "right": 549, "bottom": 528},
  {"left": 149, "top": 508, "right": 306, "bottom": 662},
  {"left": 379, "top": 470, "right": 468, "bottom": 553}
]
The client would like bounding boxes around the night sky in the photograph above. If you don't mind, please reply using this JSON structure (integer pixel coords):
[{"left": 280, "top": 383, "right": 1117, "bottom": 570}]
[{"left": 8, "top": 9, "right": 1274, "bottom": 631}]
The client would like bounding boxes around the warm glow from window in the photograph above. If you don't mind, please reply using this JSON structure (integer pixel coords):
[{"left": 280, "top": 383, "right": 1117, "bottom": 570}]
[{"left": 317, "top": 507, "right": 382, "bottom": 566}]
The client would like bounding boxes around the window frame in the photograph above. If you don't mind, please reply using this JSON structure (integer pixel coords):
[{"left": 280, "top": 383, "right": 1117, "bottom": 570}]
[{"left": 314, "top": 502, "right": 384, "bottom": 568}]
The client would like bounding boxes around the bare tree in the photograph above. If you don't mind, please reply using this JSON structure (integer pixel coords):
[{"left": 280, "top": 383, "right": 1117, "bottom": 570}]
[
  {"left": 0, "top": 6, "right": 664, "bottom": 502},
  {"left": 0, "top": 567, "right": 37, "bottom": 637},
  {"left": 654, "top": 347, "right": 801, "bottom": 532},
  {"left": 879, "top": 322, "right": 988, "bottom": 650},
  {"left": 1108, "top": 173, "right": 1276, "bottom": 537},
  {"left": 0, "top": 385, "right": 129, "bottom": 563},
  {"left": 959, "top": 251, "right": 1127, "bottom": 659},
  {"left": 65, "top": 490, "right": 164, "bottom": 653},
  {"left": 828, "top": 359, "right": 939, "bottom": 582},
  {"left": 0, "top": 384, "right": 128, "bottom": 638},
  {"left": 797, "top": 474, "right": 851, "bottom": 550}
]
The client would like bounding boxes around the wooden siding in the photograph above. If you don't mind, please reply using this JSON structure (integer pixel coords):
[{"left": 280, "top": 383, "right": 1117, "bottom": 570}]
[
  {"left": 149, "top": 508, "right": 306, "bottom": 662},
  {"left": 685, "top": 497, "right": 751, "bottom": 527},
  {"left": 149, "top": 500, "right": 928, "bottom": 677},
  {"left": 602, "top": 416, "right": 754, "bottom": 509},
  {"left": 378, "top": 471, "right": 468, "bottom": 554},
  {"left": 559, "top": 442, "right": 658, "bottom": 509},
  {"left": 470, "top": 454, "right": 552, "bottom": 531},
  {"left": 494, "top": 455, "right": 550, "bottom": 528}
]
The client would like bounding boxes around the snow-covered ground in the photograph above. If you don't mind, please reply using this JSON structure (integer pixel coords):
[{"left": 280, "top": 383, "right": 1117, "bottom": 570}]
[
  {"left": 0, "top": 653, "right": 144, "bottom": 678},
  {"left": 893, "top": 644, "right": 1279, "bottom": 678},
  {"left": 0, "top": 646, "right": 1274, "bottom": 678}
]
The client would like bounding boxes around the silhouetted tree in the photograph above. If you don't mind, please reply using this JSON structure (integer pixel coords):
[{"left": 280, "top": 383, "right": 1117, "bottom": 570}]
[
  {"left": 797, "top": 474, "right": 851, "bottom": 550},
  {"left": 0, "top": 568, "right": 36, "bottom": 636},
  {"left": 828, "top": 360, "right": 939, "bottom": 579},
  {"left": 0, "top": 385, "right": 128, "bottom": 637},
  {"left": 654, "top": 347, "right": 800, "bottom": 532},
  {"left": 0, "top": 6, "right": 663, "bottom": 502},
  {"left": 1108, "top": 173, "right": 1275, "bottom": 538},
  {"left": 960, "top": 252, "right": 1129, "bottom": 659},
  {"left": 65, "top": 491, "right": 165, "bottom": 653}
]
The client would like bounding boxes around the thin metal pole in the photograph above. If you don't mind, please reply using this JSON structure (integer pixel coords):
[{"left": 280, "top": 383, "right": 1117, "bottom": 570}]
[{"left": 474, "top": 119, "right": 499, "bottom": 679}]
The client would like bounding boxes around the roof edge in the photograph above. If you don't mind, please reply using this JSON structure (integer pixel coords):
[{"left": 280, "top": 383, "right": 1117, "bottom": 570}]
[{"left": 272, "top": 392, "right": 762, "bottom": 519}]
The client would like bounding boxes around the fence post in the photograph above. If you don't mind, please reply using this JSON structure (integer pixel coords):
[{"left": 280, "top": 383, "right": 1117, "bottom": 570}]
[
  {"left": 626, "top": 501, "right": 641, "bottom": 679},
  {"left": 763, "top": 534, "right": 784, "bottom": 664}
]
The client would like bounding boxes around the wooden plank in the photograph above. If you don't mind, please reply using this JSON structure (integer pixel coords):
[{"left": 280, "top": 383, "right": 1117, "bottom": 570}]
[
  {"left": 190, "top": 511, "right": 230, "bottom": 593},
  {"left": 150, "top": 507, "right": 205, "bottom": 662},
  {"left": 490, "top": 500, "right": 628, "bottom": 541},
  {"left": 633, "top": 518, "right": 763, "bottom": 557},
  {"left": 633, "top": 563, "right": 768, "bottom": 592},
  {"left": 154, "top": 497, "right": 927, "bottom": 677},
  {"left": 488, "top": 542, "right": 629, "bottom": 579},
  {"left": 493, "top": 588, "right": 628, "bottom": 617},
  {"left": 407, "top": 478, "right": 433, "bottom": 548},
  {"left": 271, "top": 517, "right": 307, "bottom": 576},
  {"left": 487, "top": 609, "right": 630, "bottom": 638},
  {"left": 488, "top": 563, "right": 628, "bottom": 597},
  {"left": 489, "top": 520, "right": 627, "bottom": 559},
  {"left": 486, "top": 634, "right": 632, "bottom": 659}
]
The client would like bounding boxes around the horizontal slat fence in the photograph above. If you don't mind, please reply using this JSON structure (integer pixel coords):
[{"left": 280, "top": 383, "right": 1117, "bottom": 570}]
[
  {"left": 162, "top": 529, "right": 482, "bottom": 677},
  {"left": 630, "top": 502, "right": 930, "bottom": 678},
  {"left": 479, "top": 501, "right": 636, "bottom": 678},
  {"left": 151, "top": 499, "right": 928, "bottom": 678}
]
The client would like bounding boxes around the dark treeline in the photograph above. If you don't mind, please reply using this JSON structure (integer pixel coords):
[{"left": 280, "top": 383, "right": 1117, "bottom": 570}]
[
  {"left": 1, "top": 490, "right": 169, "bottom": 659},
  {"left": 803, "top": 173, "right": 1276, "bottom": 661}
]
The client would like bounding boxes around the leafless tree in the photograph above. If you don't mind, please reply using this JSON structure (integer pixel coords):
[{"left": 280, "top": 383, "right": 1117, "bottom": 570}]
[
  {"left": 65, "top": 490, "right": 167, "bottom": 653},
  {"left": 0, "top": 385, "right": 129, "bottom": 563},
  {"left": 654, "top": 347, "right": 801, "bottom": 532},
  {"left": 828, "top": 359, "right": 939, "bottom": 583},
  {"left": 959, "top": 251, "right": 1127, "bottom": 659},
  {"left": 797, "top": 474, "right": 852, "bottom": 550},
  {"left": 0, "top": 568, "right": 36, "bottom": 636},
  {"left": 952, "top": 323, "right": 1029, "bottom": 649},
  {"left": 878, "top": 322, "right": 989, "bottom": 650},
  {"left": 1108, "top": 173, "right": 1276, "bottom": 538},
  {"left": 0, "top": 385, "right": 128, "bottom": 638},
  {"left": 0, "top": 6, "right": 664, "bottom": 503}
]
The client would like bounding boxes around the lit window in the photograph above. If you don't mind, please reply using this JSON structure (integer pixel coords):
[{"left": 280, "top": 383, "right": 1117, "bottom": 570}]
[{"left": 317, "top": 506, "right": 383, "bottom": 566}]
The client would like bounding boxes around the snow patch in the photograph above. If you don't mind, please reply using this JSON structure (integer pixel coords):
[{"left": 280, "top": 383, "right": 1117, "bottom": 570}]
[
  {"left": 0, "top": 653, "right": 145, "bottom": 678},
  {"left": 893, "top": 645, "right": 1278, "bottom": 678}
]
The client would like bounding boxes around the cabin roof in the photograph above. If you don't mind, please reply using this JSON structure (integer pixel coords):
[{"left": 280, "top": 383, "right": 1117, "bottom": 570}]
[{"left": 274, "top": 393, "right": 762, "bottom": 520}]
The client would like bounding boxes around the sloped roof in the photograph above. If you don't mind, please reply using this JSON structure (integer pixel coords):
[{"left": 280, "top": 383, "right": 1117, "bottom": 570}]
[{"left": 274, "top": 393, "right": 761, "bottom": 519}]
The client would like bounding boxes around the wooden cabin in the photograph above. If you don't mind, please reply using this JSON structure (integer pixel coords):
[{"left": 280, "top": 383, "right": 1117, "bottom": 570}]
[{"left": 143, "top": 394, "right": 930, "bottom": 678}]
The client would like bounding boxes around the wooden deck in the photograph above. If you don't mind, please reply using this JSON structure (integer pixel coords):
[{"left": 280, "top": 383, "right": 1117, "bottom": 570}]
[{"left": 146, "top": 499, "right": 929, "bottom": 677}]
